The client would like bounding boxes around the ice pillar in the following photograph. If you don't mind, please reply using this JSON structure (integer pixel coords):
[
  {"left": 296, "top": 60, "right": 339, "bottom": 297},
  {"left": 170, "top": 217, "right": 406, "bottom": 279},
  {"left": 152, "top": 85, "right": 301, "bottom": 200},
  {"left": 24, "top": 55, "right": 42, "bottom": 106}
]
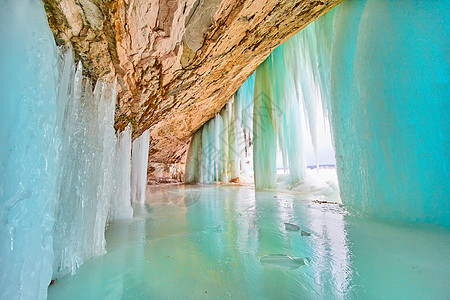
[
  {"left": 185, "top": 127, "right": 203, "bottom": 183},
  {"left": 131, "top": 130, "right": 150, "bottom": 204},
  {"left": 110, "top": 126, "right": 134, "bottom": 220},
  {"left": 253, "top": 60, "right": 277, "bottom": 189},
  {"left": 253, "top": 46, "right": 307, "bottom": 189}
]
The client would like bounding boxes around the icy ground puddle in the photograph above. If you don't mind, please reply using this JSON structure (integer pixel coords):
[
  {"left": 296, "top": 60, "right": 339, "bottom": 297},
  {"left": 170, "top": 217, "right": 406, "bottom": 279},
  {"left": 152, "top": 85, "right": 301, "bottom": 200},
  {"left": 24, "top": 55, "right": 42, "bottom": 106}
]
[{"left": 48, "top": 185, "right": 450, "bottom": 299}]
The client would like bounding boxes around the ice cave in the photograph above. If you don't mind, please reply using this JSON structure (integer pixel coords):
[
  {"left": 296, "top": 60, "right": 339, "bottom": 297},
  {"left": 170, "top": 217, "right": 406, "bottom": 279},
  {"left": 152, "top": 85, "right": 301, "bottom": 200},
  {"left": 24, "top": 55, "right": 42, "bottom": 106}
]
[{"left": 0, "top": 0, "right": 449, "bottom": 299}]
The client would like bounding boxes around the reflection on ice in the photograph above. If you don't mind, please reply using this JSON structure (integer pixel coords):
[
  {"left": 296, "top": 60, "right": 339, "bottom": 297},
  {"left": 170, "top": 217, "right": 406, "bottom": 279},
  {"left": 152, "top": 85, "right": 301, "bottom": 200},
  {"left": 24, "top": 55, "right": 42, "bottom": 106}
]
[{"left": 48, "top": 185, "right": 450, "bottom": 299}]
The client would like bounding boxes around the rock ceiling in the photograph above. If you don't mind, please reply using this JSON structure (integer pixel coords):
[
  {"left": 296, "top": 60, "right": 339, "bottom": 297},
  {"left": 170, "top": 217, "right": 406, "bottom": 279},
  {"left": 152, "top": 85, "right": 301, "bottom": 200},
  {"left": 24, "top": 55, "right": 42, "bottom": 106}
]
[{"left": 43, "top": 0, "right": 341, "bottom": 164}]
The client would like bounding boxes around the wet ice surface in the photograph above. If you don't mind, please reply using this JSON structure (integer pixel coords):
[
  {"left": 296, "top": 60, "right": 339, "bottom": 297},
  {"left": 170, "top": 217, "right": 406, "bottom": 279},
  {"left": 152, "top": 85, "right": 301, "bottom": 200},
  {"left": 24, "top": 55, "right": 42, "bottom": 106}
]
[{"left": 48, "top": 185, "right": 450, "bottom": 299}]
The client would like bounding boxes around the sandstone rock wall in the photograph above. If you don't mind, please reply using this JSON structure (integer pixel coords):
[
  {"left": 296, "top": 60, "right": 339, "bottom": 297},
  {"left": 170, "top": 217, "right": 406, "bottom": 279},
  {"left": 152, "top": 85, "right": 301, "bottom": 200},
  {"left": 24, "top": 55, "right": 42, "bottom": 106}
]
[{"left": 43, "top": 0, "right": 341, "bottom": 175}]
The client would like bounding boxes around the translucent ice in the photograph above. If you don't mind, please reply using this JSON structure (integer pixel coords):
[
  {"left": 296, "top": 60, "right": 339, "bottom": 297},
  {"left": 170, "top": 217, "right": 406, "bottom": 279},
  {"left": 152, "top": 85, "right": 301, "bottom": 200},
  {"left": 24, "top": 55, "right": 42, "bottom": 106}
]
[
  {"left": 131, "top": 129, "right": 150, "bottom": 204},
  {"left": 321, "top": 1, "right": 450, "bottom": 225},
  {"left": 0, "top": 0, "right": 59, "bottom": 298},
  {"left": 53, "top": 51, "right": 125, "bottom": 279},
  {"left": 110, "top": 126, "right": 134, "bottom": 220},
  {"left": 1, "top": 2, "right": 136, "bottom": 296},
  {"left": 253, "top": 47, "right": 308, "bottom": 188},
  {"left": 273, "top": 0, "right": 450, "bottom": 225}
]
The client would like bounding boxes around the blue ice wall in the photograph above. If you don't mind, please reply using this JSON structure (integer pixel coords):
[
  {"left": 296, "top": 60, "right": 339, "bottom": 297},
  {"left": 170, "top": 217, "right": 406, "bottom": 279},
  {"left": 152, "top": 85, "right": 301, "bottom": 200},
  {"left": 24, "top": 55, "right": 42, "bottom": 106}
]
[
  {"left": 328, "top": 0, "right": 450, "bottom": 226},
  {"left": 0, "top": 0, "right": 59, "bottom": 298},
  {"left": 0, "top": 1, "right": 137, "bottom": 298}
]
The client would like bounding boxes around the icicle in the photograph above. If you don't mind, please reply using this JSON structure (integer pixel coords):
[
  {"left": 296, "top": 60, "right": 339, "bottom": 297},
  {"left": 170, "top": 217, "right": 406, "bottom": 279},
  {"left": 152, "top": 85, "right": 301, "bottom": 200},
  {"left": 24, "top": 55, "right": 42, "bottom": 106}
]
[
  {"left": 131, "top": 129, "right": 150, "bottom": 204},
  {"left": 252, "top": 44, "right": 308, "bottom": 189},
  {"left": 185, "top": 127, "right": 203, "bottom": 183},
  {"left": 253, "top": 59, "right": 277, "bottom": 189},
  {"left": 110, "top": 125, "right": 133, "bottom": 220}
]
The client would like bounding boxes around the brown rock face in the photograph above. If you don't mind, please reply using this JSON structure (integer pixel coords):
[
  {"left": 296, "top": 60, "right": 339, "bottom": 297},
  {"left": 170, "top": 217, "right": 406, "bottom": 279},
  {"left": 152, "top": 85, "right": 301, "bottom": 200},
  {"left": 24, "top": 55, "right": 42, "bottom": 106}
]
[{"left": 43, "top": 0, "right": 341, "bottom": 170}]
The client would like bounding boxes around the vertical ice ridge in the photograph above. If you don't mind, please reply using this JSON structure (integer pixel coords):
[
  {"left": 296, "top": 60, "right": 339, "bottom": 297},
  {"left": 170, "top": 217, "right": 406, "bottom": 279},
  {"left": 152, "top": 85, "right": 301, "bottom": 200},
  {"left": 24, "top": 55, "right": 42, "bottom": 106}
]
[{"left": 131, "top": 129, "right": 150, "bottom": 204}]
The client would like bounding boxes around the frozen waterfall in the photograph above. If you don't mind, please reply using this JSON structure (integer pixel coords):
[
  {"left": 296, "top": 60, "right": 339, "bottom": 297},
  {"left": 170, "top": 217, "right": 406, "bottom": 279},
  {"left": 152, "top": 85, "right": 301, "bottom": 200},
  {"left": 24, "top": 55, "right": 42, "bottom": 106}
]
[
  {"left": 186, "top": 32, "right": 333, "bottom": 189},
  {"left": 1, "top": 0, "right": 141, "bottom": 298},
  {"left": 52, "top": 50, "right": 134, "bottom": 279},
  {"left": 1, "top": 0, "right": 449, "bottom": 298},
  {"left": 184, "top": 0, "right": 449, "bottom": 227}
]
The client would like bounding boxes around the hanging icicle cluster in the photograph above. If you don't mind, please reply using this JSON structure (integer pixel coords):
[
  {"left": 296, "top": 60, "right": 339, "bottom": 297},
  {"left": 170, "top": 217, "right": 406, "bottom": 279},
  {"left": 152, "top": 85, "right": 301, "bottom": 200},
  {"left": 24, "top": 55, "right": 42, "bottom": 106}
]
[
  {"left": 52, "top": 50, "right": 135, "bottom": 279},
  {"left": 1, "top": 11, "right": 151, "bottom": 291},
  {"left": 1, "top": 4, "right": 148, "bottom": 293},
  {"left": 185, "top": 25, "right": 332, "bottom": 190},
  {"left": 185, "top": 75, "right": 255, "bottom": 184},
  {"left": 253, "top": 45, "right": 306, "bottom": 189}
]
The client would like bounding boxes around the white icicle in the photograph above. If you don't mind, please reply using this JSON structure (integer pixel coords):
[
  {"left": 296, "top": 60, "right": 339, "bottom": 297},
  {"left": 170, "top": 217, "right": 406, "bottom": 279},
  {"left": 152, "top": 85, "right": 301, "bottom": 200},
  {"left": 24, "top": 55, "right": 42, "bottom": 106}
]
[{"left": 131, "top": 129, "right": 150, "bottom": 204}]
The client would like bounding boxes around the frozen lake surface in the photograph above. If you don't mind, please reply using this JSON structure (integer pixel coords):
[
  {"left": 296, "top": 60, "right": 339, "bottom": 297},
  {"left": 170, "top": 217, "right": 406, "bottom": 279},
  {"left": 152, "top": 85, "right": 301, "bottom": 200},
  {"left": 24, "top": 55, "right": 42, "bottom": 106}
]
[{"left": 48, "top": 184, "right": 450, "bottom": 299}]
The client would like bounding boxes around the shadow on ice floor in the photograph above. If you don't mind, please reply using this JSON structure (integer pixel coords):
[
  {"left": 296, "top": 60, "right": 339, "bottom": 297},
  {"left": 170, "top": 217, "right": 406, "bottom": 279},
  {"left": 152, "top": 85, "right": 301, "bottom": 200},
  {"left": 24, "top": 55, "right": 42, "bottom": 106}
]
[{"left": 48, "top": 184, "right": 450, "bottom": 299}]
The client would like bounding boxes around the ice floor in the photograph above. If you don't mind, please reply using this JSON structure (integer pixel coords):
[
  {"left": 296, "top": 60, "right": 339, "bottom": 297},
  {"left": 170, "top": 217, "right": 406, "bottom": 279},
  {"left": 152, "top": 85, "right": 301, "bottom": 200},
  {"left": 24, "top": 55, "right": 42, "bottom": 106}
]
[{"left": 48, "top": 183, "right": 450, "bottom": 299}]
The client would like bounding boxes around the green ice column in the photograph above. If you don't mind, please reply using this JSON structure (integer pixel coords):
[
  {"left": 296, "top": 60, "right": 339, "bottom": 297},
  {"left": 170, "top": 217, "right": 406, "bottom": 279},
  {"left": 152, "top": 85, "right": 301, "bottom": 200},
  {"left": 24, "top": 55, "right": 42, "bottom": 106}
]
[
  {"left": 253, "top": 59, "right": 277, "bottom": 189},
  {"left": 329, "top": 0, "right": 450, "bottom": 226}
]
